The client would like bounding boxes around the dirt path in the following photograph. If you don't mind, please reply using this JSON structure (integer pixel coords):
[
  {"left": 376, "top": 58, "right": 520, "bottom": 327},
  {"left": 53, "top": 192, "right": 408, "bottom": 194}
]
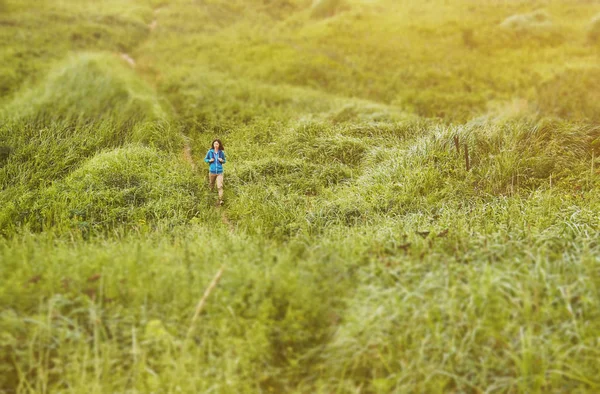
[
  {"left": 118, "top": 5, "right": 161, "bottom": 68},
  {"left": 120, "top": 53, "right": 136, "bottom": 68},
  {"left": 183, "top": 140, "right": 197, "bottom": 171},
  {"left": 149, "top": 6, "right": 163, "bottom": 31},
  {"left": 219, "top": 206, "right": 235, "bottom": 232},
  {"left": 118, "top": 5, "right": 236, "bottom": 234},
  {"left": 182, "top": 137, "right": 234, "bottom": 231}
]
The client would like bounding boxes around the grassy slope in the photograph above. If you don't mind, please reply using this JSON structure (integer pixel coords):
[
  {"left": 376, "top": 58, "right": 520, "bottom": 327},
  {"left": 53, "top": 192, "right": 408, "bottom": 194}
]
[{"left": 1, "top": 0, "right": 600, "bottom": 392}]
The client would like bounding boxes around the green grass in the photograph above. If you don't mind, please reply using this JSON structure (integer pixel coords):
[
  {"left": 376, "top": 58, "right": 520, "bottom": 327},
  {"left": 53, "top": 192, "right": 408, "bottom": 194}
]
[{"left": 2, "top": 0, "right": 600, "bottom": 392}]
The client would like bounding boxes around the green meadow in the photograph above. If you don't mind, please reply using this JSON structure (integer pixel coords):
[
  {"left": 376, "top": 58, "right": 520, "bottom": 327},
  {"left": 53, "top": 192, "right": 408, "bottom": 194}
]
[{"left": 1, "top": 0, "right": 600, "bottom": 392}]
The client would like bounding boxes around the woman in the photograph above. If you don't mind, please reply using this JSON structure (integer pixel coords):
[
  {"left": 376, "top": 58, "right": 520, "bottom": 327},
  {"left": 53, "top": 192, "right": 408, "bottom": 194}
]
[{"left": 204, "top": 139, "right": 226, "bottom": 205}]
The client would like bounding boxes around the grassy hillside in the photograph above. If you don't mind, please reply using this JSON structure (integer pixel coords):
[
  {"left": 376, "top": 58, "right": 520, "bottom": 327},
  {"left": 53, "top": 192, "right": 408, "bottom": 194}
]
[{"left": 1, "top": 0, "right": 600, "bottom": 392}]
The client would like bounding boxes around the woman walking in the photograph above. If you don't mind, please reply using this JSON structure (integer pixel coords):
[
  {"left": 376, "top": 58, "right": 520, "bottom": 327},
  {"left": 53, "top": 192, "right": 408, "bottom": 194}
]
[{"left": 204, "top": 139, "right": 226, "bottom": 205}]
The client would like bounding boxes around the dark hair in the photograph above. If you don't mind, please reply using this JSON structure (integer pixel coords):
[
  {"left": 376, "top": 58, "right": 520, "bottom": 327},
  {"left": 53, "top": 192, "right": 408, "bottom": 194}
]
[{"left": 211, "top": 139, "right": 224, "bottom": 151}]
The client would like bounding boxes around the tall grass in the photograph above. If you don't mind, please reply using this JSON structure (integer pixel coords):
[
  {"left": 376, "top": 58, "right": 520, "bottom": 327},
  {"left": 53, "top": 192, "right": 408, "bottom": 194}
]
[{"left": 2, "top": 0, "right": 600, "bottom": 392}]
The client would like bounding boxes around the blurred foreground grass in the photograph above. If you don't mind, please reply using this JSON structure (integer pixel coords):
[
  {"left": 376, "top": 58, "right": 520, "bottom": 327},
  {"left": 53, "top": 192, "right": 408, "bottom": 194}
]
[{"left": 1, "top": 0, "right": 600, "bottom": 392}]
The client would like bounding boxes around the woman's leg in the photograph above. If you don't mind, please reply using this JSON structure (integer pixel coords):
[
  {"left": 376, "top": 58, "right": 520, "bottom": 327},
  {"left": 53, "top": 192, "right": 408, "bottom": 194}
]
[
  {"left": 209, "top": 173, "right": 217, "bottom": 191},
  {"left": 216, "top": 174, "right": 224, "bottom": 200}
]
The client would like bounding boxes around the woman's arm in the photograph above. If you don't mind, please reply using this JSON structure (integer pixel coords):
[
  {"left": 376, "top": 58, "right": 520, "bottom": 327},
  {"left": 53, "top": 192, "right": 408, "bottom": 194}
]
[{"left": 204, "top": 151, "right": 214, "bottom": 163}]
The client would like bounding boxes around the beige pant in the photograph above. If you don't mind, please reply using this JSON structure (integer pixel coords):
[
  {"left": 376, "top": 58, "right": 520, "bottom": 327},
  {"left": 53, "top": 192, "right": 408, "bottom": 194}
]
[{"left": 209, "top": 173, "right": 224, "bottom": 199}]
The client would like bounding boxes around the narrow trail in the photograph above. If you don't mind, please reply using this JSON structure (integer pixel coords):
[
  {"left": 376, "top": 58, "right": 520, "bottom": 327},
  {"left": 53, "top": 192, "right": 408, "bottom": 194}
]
[
  {"left": 182, "top": 140, "right": 196, "bottom": 171},
  {"left": 183, "top": 139, "right": 233, "bottom": 231},
  {"left": 120, "top": 53, "right": 136, "bottom": 68},
  {"left": 149, "top": 6, "right": 163, "bottom": 32},
  {"left": 119, "top": 4, "right": 236, "bottom": 234},
  {"left": 118, "top": 6, "right": 161, "bottom": 69},
  {"left": 182, "top": 133, "right": 234, "bottom": 232},
  {"left": 116, "top": 3, "right": 232, "bottom": 348}
]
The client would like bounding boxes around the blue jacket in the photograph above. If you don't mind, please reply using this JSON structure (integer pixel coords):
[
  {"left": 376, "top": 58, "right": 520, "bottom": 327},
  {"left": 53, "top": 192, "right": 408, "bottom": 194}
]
[{"left": 204, "top": 149, "right": 226, "bottom": 174}]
